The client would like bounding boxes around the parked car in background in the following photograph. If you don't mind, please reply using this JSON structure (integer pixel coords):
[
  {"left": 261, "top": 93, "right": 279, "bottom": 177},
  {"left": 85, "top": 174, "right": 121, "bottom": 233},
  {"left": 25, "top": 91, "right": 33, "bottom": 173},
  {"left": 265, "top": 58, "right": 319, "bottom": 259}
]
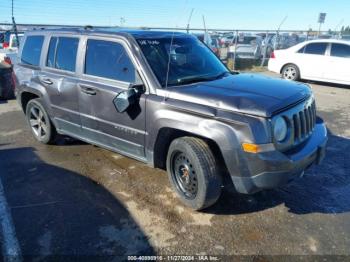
[
  {"left": 0, "top": 61, "right": 15, "bottom": 99},
  {"left": 14, "top": 28, "right": 327, "bottom": 210},
  {"left": 0, "top": 31, "right": 23, "bottom": 64},
  {"left": 0, "top": 32, "right": 4, "bottom": 49},
  {"left": 194, "top": 33, "right": 220, "bottom": 56},
  {"left": 1, "top": 31, "right": 23, "bottom": 50},
  {"left": 259, "top": 33, "right": 275, "bottom": 58},
  {"left": 222, "top": 34, "right": 235, "bottom": 47},
  {"left": 268, "top": 39, "right": 350, "bottom": 85},
  {"left": 228, "top": 34, "right": 262, "bottom": 59},
  {"left": 340, "top": 35, "right": 350, "bottom": 41}
]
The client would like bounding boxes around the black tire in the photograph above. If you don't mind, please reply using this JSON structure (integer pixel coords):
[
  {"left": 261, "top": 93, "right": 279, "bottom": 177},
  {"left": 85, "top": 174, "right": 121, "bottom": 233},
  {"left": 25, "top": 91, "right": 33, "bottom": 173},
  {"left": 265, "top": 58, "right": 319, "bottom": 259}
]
[
  {"left": 25, "top": 98, "right": 57, "bottom": 144},
  {"left": 166, "top": 137, "right": 222, "bottom": 210},
  {"left": 281, "top": 64, "right": 300, "bottom": 81}
]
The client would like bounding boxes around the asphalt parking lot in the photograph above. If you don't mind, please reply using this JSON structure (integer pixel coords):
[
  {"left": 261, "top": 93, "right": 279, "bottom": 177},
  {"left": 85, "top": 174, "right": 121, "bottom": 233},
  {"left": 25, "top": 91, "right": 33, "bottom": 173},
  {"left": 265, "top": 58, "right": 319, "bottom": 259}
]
[{"left": 0, "top": 72, "right": 349, "bottom": 259}]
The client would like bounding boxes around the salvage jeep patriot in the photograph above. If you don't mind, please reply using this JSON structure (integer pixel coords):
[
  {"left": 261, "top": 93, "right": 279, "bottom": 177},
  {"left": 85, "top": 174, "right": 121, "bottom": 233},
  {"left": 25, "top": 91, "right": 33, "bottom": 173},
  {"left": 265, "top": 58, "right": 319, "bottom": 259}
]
[{"left": 14, "top": 28, "right": 328, "bottom": 210}]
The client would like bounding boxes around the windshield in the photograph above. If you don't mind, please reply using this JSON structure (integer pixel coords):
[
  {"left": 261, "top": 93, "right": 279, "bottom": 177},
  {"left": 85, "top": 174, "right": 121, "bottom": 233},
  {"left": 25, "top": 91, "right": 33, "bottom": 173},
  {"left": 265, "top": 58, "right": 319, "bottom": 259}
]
[{"left": 137, "top": 36, "right": 228, "bottom": 88}]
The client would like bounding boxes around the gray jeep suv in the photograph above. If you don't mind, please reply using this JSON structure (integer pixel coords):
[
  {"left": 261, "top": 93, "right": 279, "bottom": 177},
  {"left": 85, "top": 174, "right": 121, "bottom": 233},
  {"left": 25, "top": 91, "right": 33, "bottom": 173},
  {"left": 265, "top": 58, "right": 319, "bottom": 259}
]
[{"left": 14, "top": 28, "right": 327, "bottom": 210}]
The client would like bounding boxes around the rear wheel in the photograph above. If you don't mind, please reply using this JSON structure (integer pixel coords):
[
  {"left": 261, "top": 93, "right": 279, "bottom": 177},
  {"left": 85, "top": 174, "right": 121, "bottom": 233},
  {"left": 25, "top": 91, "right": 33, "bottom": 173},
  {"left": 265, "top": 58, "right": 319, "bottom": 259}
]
[
  {"left": 26, "top": 99, "right": 57, "bottom": 144},
  {"left": 166, "top": 137, "right": 222, "bottom": 210},
  {"left": 282, "top": 64, "right": 300, "bottom": 81}
]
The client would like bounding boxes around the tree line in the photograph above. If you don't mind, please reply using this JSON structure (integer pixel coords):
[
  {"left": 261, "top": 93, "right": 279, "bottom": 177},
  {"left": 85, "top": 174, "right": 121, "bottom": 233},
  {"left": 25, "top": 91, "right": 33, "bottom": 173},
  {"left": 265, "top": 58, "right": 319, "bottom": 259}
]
[{"left": 341, "top": 26, "right": 350, "bottom": 34}]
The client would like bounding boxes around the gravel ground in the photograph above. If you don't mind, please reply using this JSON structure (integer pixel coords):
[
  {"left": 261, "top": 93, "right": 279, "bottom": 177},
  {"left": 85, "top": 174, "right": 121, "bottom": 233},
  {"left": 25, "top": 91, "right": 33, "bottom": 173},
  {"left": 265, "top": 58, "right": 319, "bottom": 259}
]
[{"left": 0, "top": 73, "right": 349, "bottom": 260}]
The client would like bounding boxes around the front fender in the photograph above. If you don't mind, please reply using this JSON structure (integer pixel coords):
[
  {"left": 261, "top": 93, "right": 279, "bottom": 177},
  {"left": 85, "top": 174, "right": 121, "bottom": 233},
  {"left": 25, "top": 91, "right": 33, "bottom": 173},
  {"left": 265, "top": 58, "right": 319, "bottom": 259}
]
[{"left": 146, "top": 96, "right": 265, "bottom": 178}]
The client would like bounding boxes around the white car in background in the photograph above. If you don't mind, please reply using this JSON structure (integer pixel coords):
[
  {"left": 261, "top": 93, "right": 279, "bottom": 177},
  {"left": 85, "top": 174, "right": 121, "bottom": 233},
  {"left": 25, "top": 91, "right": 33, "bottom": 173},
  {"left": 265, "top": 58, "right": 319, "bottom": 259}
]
[{"left": 268, "top": 39, "right": 350, "bottom": 85}]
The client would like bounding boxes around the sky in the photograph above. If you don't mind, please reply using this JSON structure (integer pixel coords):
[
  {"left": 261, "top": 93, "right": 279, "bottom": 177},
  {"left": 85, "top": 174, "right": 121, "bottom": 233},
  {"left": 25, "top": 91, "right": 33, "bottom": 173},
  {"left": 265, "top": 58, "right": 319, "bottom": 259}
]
[{"left": 0, "top": 0, "right": 349, "bottom": 31}]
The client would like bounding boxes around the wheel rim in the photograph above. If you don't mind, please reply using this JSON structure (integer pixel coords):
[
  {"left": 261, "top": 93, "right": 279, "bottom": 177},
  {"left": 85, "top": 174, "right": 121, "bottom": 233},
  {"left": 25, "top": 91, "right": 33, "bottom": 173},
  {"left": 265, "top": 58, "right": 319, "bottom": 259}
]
[
  {"left": 170, "top": 151, "right": 198, "bottom": 200},
  {"left": 283, "top": 66, "right": 297, "bottom": 80},
  {"left": 29, "top": 105, "right": 48, "bottom": 140}
]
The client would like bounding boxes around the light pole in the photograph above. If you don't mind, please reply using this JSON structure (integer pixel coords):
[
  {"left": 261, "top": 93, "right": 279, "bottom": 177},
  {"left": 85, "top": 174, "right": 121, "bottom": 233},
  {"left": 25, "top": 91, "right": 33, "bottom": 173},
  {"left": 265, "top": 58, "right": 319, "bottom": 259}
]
[{"left": 318, "top": 13, "right": 327, "bottom": 37}]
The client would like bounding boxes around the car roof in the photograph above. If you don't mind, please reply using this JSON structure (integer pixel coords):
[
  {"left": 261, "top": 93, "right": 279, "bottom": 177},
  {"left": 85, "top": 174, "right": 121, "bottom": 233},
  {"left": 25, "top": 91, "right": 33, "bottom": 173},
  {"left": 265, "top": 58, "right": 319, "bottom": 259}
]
[
  {"left": 301, "top": 39, "right": 350, "bottom": 45},
  {"left": 25, "top": 27, "right": 189, "bottom": 39}
]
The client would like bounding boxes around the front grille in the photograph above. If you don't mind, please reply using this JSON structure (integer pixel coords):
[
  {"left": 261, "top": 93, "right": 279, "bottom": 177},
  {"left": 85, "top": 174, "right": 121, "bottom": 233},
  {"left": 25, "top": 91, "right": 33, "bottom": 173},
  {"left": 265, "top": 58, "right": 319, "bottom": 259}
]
[
  {"left": 273, "top": 96, "right": 317, "bottom": 152},
  {"left": 292, "top": 100, "right": 316, "bottom": 143}
]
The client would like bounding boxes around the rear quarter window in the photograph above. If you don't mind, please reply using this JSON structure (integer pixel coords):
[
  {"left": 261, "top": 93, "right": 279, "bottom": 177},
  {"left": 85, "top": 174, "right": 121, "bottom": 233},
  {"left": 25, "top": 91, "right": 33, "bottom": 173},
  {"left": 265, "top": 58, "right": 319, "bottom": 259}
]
[
  {"left": 21, "top": 35, "right": 44, "bottom": 66},
  {"left": 331, "top": 43, "right": 350, "bottom": 58}
]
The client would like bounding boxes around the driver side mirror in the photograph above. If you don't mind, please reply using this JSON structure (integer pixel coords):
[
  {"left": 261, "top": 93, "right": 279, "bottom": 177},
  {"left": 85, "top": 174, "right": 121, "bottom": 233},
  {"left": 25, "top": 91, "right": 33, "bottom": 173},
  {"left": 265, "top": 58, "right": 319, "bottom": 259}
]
[{"left": 113, "top": 88, "right": 138, "bottom": 113}]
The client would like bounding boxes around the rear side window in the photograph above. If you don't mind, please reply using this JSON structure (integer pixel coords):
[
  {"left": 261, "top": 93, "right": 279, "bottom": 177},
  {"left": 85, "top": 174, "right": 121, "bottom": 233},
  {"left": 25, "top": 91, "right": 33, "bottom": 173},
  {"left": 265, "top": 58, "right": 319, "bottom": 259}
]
[
  {"left": 300, "top": 43, "right": 328, "bottom": 55},
  {"left": 85, "top": 39, "right": 136, "bottom": 83},
  {"left": 331, "top": 43, "right": 350, "bottom": 58},
  {"left": 21, "top": 35, "right": 44, "bottom": 66},
  {"left": 46, "top": 37, "right": 79, "bottom": 72}
]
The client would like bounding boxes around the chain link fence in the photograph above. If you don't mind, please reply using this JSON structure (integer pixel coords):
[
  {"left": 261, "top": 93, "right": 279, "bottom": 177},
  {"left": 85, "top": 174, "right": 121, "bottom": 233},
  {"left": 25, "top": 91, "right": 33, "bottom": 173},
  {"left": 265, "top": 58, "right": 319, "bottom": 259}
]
[
  {"left": 1, "top": 23, "right": 350, "bottom": 70},
  {"left": 180, "top": 29, "right": 350, "bottom": 70}
]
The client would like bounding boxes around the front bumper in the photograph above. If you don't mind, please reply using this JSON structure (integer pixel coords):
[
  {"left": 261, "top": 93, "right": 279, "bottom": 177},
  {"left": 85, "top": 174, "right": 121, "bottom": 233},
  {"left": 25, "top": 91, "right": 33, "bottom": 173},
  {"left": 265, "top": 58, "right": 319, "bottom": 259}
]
[{"left": 231, "top": 120, "right": 328, "bottom": 194}]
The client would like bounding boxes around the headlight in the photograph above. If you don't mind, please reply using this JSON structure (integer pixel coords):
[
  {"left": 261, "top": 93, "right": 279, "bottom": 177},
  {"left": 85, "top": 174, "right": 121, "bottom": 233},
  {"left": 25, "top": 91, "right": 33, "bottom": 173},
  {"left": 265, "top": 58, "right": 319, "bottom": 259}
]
[{"left": 273, "top": 116, "right": 288, "bottom": 142}]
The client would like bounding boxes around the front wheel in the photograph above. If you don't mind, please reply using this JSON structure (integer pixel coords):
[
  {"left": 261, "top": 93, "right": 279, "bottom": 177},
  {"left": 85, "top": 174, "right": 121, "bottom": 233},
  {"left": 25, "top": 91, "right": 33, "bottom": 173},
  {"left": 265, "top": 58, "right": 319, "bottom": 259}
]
[
  {"left": 281, "top": 64, "right": 300, "bottom": 81},
  {"left": 166, "top": 137, "right": 222, "bottom": 210}
]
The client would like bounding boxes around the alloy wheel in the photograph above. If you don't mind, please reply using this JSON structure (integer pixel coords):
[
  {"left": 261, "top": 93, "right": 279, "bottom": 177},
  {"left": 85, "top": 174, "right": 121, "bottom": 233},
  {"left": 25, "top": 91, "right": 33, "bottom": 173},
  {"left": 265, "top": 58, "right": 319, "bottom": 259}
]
[
  {"left": 283, "top": 66, "right": 297, "bottom": 80},
  {"left": 29, "top": 105, "right": 48, "bottom": 140}
]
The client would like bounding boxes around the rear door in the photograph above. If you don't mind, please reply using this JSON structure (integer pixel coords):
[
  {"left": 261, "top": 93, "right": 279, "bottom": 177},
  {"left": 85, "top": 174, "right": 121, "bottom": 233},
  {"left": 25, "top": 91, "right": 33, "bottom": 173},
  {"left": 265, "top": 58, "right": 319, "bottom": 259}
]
[
  {"left": 296, "top": 42, "right": 329, "bottom": 79},
  {"left": 15, "top": 34, "right": 45, "bottom": 97},
  {"left": 324, "top": 43, "right": 350, "bottom": 84},
  {"left": 77, "top": 37, "right": 147, "bottom": 160},
  {"left": 40, "top": 35, "right": 82, "bottom": 135}
]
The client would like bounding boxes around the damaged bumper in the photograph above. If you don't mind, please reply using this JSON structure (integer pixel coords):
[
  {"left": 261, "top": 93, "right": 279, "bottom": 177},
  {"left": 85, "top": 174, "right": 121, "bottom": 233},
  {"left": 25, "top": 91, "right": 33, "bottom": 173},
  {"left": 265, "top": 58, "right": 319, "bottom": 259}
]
[{"left": 231, "top": 120, "right": 328, "bottom": 194}]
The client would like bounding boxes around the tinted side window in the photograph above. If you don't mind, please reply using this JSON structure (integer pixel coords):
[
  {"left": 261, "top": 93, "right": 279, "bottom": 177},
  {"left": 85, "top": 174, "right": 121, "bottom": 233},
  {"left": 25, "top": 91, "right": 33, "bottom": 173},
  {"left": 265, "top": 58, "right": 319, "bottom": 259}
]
[
  {"left": 47, "top": 37, "right": 58, "bottom": 67},
  {"left": 21, "top": 35, "right": 44, "bottom": 66},
  {"left": 331, "top": 43, "right": 350, "bottom": 58},
  {"left": 54, "top": 37, "right": 79, "bottom": 72},
  {"left": 298, "top": 46, "right": 305, "bottom": 53},
  {"left": 85, "top": 39, "right": 136, "bottom": 83},
  {"left": 303, "top": 43, "right": 328, "bottom": 55}
]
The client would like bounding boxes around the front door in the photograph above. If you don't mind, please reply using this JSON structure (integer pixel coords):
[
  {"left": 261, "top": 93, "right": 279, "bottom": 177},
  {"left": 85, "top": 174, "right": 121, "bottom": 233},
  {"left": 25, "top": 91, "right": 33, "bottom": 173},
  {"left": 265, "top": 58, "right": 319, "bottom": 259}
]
[{"left": 78, "top": 38, "right": 147, "bottom": 160}]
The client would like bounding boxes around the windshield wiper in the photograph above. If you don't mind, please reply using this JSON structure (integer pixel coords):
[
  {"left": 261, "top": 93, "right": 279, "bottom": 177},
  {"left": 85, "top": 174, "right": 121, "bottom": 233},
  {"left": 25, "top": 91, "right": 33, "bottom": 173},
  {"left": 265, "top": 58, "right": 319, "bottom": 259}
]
[
  {"left": 212, "top": 71, "right": 229, "bottom": 80},
  {"left": 177, "top": 76, "right": 213, "bottom": 85},
  {"left": 175, "top": 71, "right": 230, "bottom": 86}
]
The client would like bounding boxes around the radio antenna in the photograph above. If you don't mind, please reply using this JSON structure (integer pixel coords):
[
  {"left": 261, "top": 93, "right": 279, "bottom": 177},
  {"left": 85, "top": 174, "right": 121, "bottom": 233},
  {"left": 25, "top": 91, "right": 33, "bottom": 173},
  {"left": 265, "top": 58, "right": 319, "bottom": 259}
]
[
  {"left": 164, "top": 0, "right": 189, "bottom": 94},
  {"left": 11, "top": 0, "right": 20, "bottom": 48}
]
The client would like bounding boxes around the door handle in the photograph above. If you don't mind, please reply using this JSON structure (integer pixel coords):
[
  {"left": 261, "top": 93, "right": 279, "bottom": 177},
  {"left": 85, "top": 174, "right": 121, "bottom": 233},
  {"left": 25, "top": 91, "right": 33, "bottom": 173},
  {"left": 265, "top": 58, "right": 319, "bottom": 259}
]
[
  {"left": 79, "top": 84, "right": 97, "bottom": 95},
  {"left": 39, "top": 77, "right": 53, "bottom": 85}
]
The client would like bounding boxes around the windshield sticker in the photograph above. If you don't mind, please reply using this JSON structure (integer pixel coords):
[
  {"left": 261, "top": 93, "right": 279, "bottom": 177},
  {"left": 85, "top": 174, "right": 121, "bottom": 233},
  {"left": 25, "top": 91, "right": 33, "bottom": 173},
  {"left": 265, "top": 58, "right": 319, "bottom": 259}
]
[{"left": 138, "top": 40, "right": 160, "bottom": 46}]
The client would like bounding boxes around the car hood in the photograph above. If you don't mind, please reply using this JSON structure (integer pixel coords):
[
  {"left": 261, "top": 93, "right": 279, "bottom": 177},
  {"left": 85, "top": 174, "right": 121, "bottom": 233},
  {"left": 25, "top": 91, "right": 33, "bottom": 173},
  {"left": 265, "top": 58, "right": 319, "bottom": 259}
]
[{"left": 166, "top": 73, "right": 312, "bottom": 118}]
